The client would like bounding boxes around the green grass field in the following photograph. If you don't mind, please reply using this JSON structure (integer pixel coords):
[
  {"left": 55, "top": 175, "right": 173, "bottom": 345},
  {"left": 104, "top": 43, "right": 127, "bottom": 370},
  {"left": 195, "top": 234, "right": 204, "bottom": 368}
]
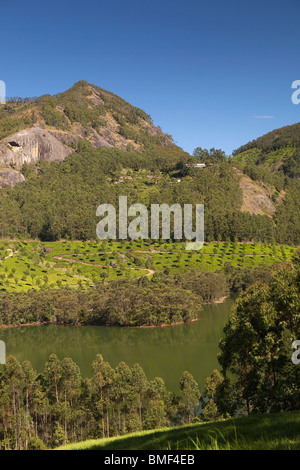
[
  {"left": 0, "top": 239, "right": 294, "bottom": 292},
  {"left": 57, "top": 411, "right": 300, "bottom": 450}
]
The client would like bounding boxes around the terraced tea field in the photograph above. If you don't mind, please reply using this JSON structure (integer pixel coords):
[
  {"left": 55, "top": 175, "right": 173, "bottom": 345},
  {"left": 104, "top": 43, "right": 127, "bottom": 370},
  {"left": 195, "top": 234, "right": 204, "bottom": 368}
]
[{"left": 0, "top": 239, "right": 295, "bottom": 293}]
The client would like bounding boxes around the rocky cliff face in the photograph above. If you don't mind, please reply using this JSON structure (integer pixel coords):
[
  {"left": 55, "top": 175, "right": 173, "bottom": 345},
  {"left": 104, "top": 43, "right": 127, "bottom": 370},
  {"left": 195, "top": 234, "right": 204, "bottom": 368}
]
[
  {"left": 235, "top": 169, "right": 284, "bottom": 217},
  {"left": 0, "top": 127, "right": 72, "bottom": 169}
]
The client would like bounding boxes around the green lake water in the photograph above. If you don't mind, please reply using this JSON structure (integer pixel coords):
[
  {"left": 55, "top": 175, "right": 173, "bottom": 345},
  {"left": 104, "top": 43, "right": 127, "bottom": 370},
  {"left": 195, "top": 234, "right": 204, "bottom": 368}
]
[{"left": 0, "top": 297, "right": 235, "bottom": 392}]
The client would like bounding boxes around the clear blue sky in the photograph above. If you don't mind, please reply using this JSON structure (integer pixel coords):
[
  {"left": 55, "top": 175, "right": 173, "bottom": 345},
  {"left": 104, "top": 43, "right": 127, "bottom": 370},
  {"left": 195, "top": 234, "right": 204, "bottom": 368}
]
[{"left": 1, "top": 0, "right": 300, "bottom": 155}]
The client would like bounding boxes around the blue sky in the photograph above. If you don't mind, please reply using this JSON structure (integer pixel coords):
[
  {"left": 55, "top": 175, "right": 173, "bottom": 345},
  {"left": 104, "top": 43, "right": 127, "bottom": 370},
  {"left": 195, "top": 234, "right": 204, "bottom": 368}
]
[{"left": 1, "top": 0, "right": 300, "bottom": 154}]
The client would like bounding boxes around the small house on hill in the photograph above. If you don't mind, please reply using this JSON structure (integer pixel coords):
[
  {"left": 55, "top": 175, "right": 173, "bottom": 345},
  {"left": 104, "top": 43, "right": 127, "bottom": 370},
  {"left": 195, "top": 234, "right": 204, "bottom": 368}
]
[{"left": 186, "top": 163, "right": 206, "bottom": 168}]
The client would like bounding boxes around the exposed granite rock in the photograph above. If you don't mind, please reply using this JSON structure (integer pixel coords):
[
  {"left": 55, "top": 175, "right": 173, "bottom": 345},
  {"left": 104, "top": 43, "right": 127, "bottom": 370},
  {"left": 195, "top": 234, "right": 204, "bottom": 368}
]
[
  {"left": 0, "top": 124, "right": 122, "bottom": 186},
  {"left": 89, "top": 128, "right": 113, "bottom": 148},
  {"left": 0, "top": 127, "right": 72, "bottom": 169},
  {"left": 239, "top": 174, "right": 276, "bottom": 217},
  {"left": 48, "top": 123, "right": 87, "bottom": 147},
  {"left": 0, "top": 168, "right": 25, "bottom": 187}
]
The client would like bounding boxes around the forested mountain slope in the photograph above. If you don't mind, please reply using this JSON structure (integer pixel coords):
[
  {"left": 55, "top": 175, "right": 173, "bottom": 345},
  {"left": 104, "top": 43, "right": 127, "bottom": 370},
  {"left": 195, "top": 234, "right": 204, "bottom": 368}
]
[
  {"left": 230, "top": 123, "right": 300, "bottom": 243},
  {"left": 0, "top": 142, "right": 297, "bottom": 244},
  {"left": 0, "top": 82, "right": 299, "bottom": 244},
  {"left": 232, "top": 122, "right": 300, "bottom": 179},
  {"left": 0, "top": 81, "right": 177, "bottom": 186}
]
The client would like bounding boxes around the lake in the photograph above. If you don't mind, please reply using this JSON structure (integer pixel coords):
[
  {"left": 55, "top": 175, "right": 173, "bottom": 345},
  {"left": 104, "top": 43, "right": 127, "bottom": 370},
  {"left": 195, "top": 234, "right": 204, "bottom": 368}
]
[{"left": 0, "top": 296, "right": 235, "bottom": 392}]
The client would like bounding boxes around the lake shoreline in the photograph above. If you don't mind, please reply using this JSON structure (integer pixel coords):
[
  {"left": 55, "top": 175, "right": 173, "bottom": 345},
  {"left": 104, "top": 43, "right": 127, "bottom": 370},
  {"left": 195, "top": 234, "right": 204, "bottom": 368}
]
[
  {"left": 0, "top": 321, "right": 49, "bottom": 330},
  {"left": 0, "top": 295, "right": 230, "bottom": 331},
  {"left": 130, "top": 295, "right": 229, "bottom": 328}
]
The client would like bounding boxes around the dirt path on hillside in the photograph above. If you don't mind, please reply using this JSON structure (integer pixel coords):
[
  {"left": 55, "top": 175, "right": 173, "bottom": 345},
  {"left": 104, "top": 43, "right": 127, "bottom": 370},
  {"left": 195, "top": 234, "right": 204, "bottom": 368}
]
[
  {"left": 53, "top": 254, "right": 155, "bottom": 280},
  {"left": 53, "top": 245, "right": 278, "bottom": 283},
  {"left": 1, "top": 249, "right": 16, "bottom": 261}
]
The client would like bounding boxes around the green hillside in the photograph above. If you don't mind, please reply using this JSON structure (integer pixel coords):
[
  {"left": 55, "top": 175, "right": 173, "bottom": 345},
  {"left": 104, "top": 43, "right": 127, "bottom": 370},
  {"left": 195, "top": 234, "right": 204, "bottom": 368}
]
[
  {"left": 57, "top": 411, "right": 300, "bottom": 450},
  {"left": 0, "top": 239, "right": 293, "bottom": 328},
  {"left": 232, "top": 122, "right": 300, "bottom": 179},
  {"left": 0, "top": 144, "right": 299, "bottom": 244},
  {"left": 0, "top": 83, "right": 299, "bottom": 244},
  {"left": 233, "top": 122, "right": 300, "bottom": 154}
]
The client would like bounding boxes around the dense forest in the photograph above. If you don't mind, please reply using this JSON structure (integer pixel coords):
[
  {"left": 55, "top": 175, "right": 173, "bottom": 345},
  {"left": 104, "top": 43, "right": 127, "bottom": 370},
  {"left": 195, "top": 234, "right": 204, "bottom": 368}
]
[
  {"left": 0, "top": 271, "right": 228, "bottom": 327},
  {"left": 0, "top": 250, "right": 276, "bottom": 327},
  {"left": 217, "top": 250, "right": 300, "bottom": 415},
  {"left": 0, "top": 142, "right": 298, "bottom": 244},
  {"left": 0, "top": 353, "right": 202, "bottom": 450}
]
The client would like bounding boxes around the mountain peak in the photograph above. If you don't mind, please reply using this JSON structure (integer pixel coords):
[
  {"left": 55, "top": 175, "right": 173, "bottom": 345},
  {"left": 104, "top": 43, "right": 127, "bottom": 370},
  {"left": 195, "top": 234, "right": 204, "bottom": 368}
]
[{"left": 0, "top": 82, "right": 175, "bottom": 186}]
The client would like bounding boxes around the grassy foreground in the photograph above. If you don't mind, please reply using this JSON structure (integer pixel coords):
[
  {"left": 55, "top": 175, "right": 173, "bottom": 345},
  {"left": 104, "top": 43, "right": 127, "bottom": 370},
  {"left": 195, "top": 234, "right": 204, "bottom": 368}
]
[{"left": 57, "top": 411, "right": 300, "bottom": 450}]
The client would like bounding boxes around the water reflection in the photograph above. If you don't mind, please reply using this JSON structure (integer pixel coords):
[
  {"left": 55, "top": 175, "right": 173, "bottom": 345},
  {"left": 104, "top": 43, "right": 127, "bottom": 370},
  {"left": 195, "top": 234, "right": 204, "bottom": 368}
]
[{"left": 0, "top": 297, "right": 235, "bottom": 392}]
